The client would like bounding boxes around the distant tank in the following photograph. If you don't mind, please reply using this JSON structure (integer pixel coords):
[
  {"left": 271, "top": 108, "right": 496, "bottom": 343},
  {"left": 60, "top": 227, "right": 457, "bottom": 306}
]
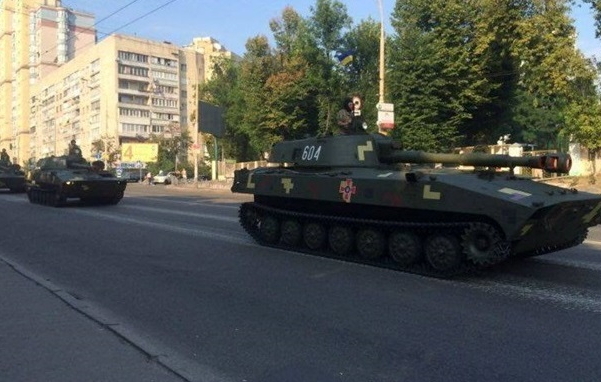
[
  {"left": 231, "top": 133, "right": 601, "bottom": 277},
  {"left": 27, "top": 155, "right": 127, "bottom": 206},
  {"left": 0, "top": 163, "right": 26, "bottom": 193}
]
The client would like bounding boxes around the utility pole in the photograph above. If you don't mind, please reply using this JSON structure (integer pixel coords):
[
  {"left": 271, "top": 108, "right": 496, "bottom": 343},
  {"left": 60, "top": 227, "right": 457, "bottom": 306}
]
[
  {"left": 378, "top": 0, "right": 385, "bottom": 105},
  {"left": 376, "top": 0, "right": 395, "bottom": 134}
]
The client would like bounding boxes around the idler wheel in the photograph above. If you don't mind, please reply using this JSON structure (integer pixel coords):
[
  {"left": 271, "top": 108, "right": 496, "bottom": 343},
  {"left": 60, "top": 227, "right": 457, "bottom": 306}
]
[
  {"left": 281, "top": 219, "right": 302, "bottom": 247},
  {"left": 389, "top": 231, "right": 422, "bottom": 265},
  {"left": 50, "top": 190, "right": 66, "bottom": 207},
  {"left": 241, "top": 205, "right": 260, "bottom": 231},
  {"left": 303, "top": 222, "right": 327, "bottom": 250},
  {"left": 259, "top": 215, "right": 280, "bottom": 244},
  {"left": 110, "top": 191, "right": 124, "bottom": 205},
  {"left": 356, "top": 227, "right": 386, "bottom": 259},
  {"left": 328, "top": 225, "right": 354, "bottom": 256},
  {"left": 461, "top": 223, "right": 506, "bottom": 265},
  {"left": 424, "top": 234, "right": 463, "bottom": 272}
]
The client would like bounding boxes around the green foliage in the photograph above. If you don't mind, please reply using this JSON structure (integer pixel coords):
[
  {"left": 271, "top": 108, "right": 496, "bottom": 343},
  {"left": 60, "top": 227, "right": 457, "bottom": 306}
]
[
  {"left": 91, "top": 136, "right": 120, "bottom": 167},
  {"left": 197, "top": 0, "right": 600, "bottom": 159},
  {"left": 146, "top": 130, "right": 193, "bottom": 174},
  {"left": 389, "top": 0, "right": 492, "bottom": 150}
]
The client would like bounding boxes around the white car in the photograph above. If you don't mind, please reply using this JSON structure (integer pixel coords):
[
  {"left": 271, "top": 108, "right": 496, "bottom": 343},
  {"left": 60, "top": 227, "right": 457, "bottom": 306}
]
[{"left": 152, "top": 172, "right": 174, "bottom": 185}]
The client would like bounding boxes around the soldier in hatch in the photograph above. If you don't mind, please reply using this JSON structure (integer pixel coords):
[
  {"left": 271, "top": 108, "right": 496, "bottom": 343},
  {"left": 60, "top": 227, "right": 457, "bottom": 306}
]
[
  {"left": 68, "top": 139, "right": 82, "bottom": 158},
  {"left": 0, "top": 148, "right": 10, "bottom": 165}
]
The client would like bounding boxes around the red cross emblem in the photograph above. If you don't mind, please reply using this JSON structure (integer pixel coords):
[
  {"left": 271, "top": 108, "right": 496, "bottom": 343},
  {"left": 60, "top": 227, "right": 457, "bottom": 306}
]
[{"left": 339, "top": 179, "right": 356, "bottom": 203}]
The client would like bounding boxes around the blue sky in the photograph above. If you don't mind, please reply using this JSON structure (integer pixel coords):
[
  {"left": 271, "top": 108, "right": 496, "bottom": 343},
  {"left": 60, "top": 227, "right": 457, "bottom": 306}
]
[{"left": 63, "top": 0, "right": 599, "bottom": 58}]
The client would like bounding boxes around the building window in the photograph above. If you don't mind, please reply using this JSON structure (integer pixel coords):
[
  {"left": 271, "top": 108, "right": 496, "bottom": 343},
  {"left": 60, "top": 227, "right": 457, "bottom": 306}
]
[
  {"left": 118, "top": 94, "right": 148, "bottom": 105},
  {"left": 118, "top": 51, "right": 148, "bottom": 63},
  {"left": 121, "top": 123, "right": 148, "bottom": 134},
  {"left": 119, "top": 107, "right": 150, "bottom": 118},
  {"left": 151, "top": 98, "right": 178, "bottom": 108},
  {"left": 118, "top": 64, "right": 149, "bottom": 77}
]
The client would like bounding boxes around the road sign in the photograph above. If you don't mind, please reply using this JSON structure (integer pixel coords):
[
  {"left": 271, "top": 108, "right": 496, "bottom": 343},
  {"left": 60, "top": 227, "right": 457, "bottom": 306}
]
[{"left": 376, "top": 102, "right": 395, "bottom": 132}]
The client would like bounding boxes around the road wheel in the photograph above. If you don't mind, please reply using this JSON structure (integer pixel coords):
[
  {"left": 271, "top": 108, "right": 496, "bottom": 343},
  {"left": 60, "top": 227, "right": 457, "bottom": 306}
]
[
  {"left": 259, "top": 215, "right": 280, "bottom": 244},
  {"left": 356, "top": 227, "right": 386, "bottom": 259},
  {"left": 303, "top": 221, "right": 327, "bottom": 250},
  {"left": 389, "top": 231, "right": 422, "bottom": 265},
  {"left": 281, "top": 219, "right": 302, "bottom": 247},
  {"left": 328, "top": 225, "right": 354, "bottom": 256},
  {"left": 424, "top": 234, "right": 463, "bottom": 272}
]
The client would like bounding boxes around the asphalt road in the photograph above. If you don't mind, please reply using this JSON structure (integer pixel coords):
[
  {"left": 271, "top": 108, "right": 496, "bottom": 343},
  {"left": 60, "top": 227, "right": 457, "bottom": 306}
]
[{"left": 1, "top": 183, "right": 601, "bottom": 382}]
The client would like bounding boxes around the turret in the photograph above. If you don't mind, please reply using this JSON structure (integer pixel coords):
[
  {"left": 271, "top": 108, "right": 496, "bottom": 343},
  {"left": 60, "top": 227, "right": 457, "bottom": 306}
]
[{"left": 268, "top": 133, "right": 571, "bottom": 174}]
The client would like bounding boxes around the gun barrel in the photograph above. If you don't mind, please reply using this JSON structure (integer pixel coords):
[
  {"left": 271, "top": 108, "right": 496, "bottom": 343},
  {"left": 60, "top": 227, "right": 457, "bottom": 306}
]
[{"left": 382, "top": 151, "right": 571, "bottom": 174}]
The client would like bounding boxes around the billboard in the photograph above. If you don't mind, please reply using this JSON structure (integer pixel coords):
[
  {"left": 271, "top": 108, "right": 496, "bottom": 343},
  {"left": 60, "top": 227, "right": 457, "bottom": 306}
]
[
  {"left": 121, "top": 143, "right": 159, "bottom": 163},
  {"left": 198, "top": 101, "right": 226, "bottom": 138}
]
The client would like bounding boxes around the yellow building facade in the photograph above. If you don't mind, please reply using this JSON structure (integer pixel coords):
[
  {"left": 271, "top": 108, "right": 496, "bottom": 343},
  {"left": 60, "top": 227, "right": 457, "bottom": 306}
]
[
  {"left": 1, "top": 1, "right": 236, "bottom": 166},
  {"left": 30, "top": 34, "right": 208, "bottom": 163}
]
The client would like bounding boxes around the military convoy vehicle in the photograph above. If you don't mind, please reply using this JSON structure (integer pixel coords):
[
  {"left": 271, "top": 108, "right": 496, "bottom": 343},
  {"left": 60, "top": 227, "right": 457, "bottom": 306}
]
[
  {"left": 231, "top": 133, "right": 601, "bottom": 277},
  {"left": 26, "top": 155, "right": 127, "bottom": 206},
  {"left": 0, "top": 163, "right": 26, "bottom": 193}
]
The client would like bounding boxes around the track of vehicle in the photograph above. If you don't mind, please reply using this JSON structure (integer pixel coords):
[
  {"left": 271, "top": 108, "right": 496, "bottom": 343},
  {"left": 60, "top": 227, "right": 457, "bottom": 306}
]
[
  {"left": 26, "top": 185, "right": 123, "bottom": 207},
  {"left": 239, "top": 202, "right": 587, "bottom": 278}
]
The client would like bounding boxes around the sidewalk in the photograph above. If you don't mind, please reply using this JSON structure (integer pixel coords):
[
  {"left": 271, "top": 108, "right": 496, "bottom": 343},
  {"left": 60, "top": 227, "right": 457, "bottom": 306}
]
[{"left": 0, "top": 258, "right": 185, "bottom": 382}]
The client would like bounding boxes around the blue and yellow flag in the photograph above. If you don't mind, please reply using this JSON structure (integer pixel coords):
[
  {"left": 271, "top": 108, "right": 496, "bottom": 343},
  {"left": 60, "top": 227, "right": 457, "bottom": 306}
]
[{"left": 335, "top": 50, "right": 355, "bottom": 66}]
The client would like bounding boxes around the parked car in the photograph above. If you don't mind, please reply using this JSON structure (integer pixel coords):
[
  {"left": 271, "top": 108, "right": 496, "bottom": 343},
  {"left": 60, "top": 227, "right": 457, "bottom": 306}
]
[{"left": 152, "top": 171, "right": 177, "bottom": 185}]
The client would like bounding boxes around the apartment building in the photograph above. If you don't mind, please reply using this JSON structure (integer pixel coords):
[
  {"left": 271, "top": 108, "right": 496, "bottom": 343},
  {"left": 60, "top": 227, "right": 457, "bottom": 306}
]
[
  {"left": 0, "top": 0, "right": 95, "bottom": 163},
  {"left": 185, "top": 36, "right": 239, "bottom": 81},
  {"left": 30, "top": 34, "right": 206, "bottom": 161}
]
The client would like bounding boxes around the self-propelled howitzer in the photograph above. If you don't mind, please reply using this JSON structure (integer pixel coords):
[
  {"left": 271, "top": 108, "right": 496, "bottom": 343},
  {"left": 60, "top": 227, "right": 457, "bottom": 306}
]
[
  {"left": 0, "top": 163, "right": 26, "bottom": 193},
  {"left": 231, "top": 133, "right": 601, "bottom": 277},
  {"left": 26, "top": 155, "right": 127, "bottom": 206}
]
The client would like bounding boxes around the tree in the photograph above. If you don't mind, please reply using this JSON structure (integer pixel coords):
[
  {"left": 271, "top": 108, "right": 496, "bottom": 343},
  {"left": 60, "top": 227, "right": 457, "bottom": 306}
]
[
  {"left": 339, "top": 19, "right": 381, "bottom": 130},
  {"left": 146, "top": 130, "right": 193, "bottom": 174},
  {"left": 307, "top": 0, "right": 354, "bottom": 133},
  {"left": 388, "top": 0, "right": 493, "bottom": 151},
  {"left": 509, "top": 0, "right": 586, "bottom": 148},
  {"left": 91, "top": 136, "right": 120, "bottom": 167}
]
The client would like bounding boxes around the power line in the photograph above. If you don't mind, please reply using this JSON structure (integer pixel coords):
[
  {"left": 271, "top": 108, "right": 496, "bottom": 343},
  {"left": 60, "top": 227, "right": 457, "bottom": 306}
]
[
  {"left": 82, "top": 0, "right": 143, "bottom": 27},
  {"left": 66, "top": 0, "right": 181, "bottom": 58},
  {"left": 43, "top": 0, "right": 144, "bottom": 55},
  {"left": 102, "top": 0, "right": 179, "bottom": 36}
]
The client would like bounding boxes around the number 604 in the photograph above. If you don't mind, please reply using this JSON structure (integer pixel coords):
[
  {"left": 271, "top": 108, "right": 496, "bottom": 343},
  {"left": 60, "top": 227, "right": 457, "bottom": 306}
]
[{"left": 302, "top": 145, "right": 321, "bottom": 161}]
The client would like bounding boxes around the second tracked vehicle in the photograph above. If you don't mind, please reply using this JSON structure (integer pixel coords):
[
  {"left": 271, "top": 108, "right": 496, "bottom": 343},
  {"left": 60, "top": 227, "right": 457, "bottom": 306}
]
[
  {"left": 27, "top": 155, "right": 127, "bottom": 206},
  {"left": 231, "top": 133, "right": 601, "bottom": 278},
  {"left": 0, "top": 163, "right": 26, "bottom": 193}
]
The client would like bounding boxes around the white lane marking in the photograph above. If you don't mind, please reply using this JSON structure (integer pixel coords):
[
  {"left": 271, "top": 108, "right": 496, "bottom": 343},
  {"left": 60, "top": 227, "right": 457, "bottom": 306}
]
[
  {"left": 532, "top": 257, "right": 601, "bottom": 272},
  {"left": 0, "top": 195, "right": 239, "bottom": 222},
  {"left": 119, "top": 204, "right": 238, "bottom": 223},
  {"left": 70, "top": 207, "right": 251, "bottom": 244},
  {"left": 129, "top": 195, "right": 242, "bottom": 209},
  {"left": 456, "top": 277, "right": 601, "bottom": 313}
]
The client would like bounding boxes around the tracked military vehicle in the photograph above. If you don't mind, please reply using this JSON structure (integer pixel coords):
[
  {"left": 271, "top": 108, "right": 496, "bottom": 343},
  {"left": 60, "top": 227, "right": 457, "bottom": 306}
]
[
  {"left": 0, "top": 163, "right": 26, "bottom": 193},
  {"left": 231, "top": 133, "right": 601, "bottom": 277},
  {"left": 27, "top": 155, "right": 127, "bottom": 206}
]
